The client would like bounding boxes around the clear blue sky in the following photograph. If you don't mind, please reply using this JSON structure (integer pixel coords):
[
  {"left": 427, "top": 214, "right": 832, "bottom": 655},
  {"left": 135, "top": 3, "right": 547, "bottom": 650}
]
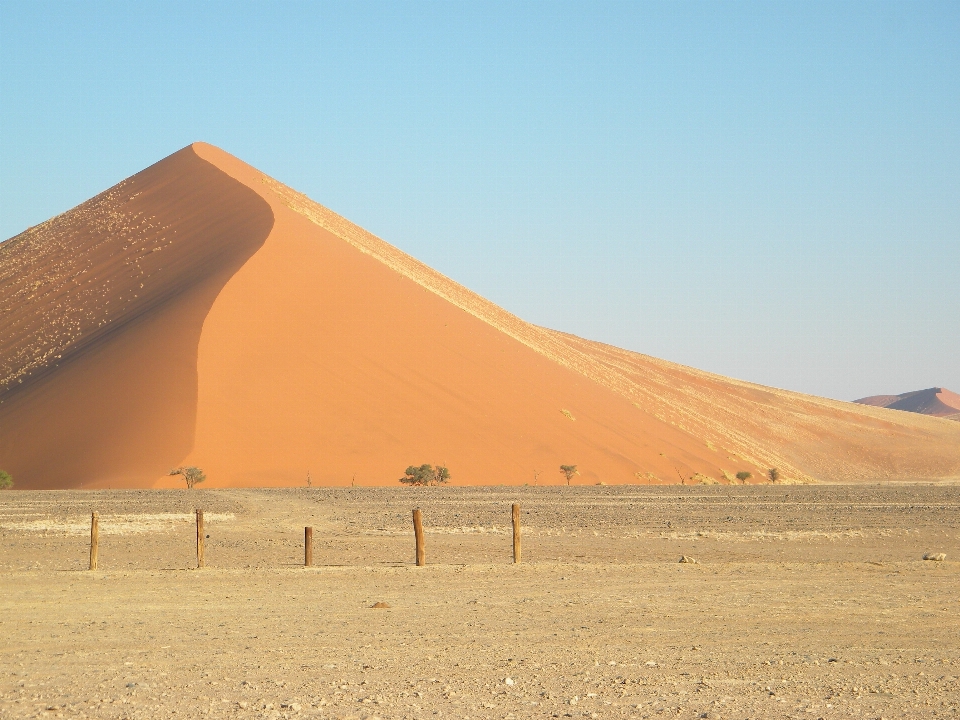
[{"left": 1, "top": 1, "right": 958, "bottom": 401}]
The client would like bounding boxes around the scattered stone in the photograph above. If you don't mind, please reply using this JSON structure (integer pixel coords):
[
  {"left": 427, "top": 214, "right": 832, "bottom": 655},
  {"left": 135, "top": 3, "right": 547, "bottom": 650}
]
[
  {"left": 923, "top": 553, "right": 946, "bottom": 561},
  {"left": 679, "top": 556, "right": 699, "bottom": 564},
  {"left": 504, "top": 677, "right": 515, "bottom": 686},
  {"left": 371, "top": 601, "right": 391, "bottom": 609}
]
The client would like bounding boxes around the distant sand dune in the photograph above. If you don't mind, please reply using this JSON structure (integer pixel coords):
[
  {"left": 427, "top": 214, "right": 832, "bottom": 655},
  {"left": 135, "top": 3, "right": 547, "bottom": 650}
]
[
  {"left": 856, "top": 387, "right": 960, "bottom": 421},
  {"left": 1, "top": 143, "right": 958, "bottom": 488}
]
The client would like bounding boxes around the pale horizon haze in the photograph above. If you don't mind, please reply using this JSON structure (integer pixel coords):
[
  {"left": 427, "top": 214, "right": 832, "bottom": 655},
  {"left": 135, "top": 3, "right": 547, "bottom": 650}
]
[{"left": 1, "top": 1, "right": 957, "bottom": 401}]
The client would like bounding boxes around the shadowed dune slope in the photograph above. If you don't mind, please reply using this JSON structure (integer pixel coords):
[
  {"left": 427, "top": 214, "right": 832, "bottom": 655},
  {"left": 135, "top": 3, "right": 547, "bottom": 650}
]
[
  {"left": 856, "top": 388, "right": 960, "bottom": 422},
  {"left": 854, "top": 395, "right": 901, "bottom": 408},
  {"left": 0, "top": 147, "right": 273, "bottom": 488},
  {"left": 2, "top": 143, "right": 959, "bottom": 489}
]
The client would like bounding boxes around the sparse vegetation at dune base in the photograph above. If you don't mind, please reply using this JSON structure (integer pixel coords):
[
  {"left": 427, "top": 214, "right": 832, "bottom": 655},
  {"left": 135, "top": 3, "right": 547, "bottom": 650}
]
[
  {"left": 0, "top": 470, "right": 12, "bottom": 489},
  {"left": 559, "top": 464, "right": 579, "bottom": 485},
  {"left": 168, "top": 466, "right": 206, "bottom": 489},
  {"left": 399, "top": 464, "right": 450, "bottom": 486}
]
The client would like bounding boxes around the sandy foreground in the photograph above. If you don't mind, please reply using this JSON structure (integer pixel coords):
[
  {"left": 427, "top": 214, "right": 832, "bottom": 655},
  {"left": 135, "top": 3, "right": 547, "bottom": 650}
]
[{"left": 1, "top": 485, "right": 958, "bottom": 720}]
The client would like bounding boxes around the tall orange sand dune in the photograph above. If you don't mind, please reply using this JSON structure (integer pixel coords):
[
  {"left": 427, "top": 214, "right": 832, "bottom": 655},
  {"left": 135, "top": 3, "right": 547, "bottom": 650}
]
[{"left": 2, "top": 143, "right": 959, "bottom": 489}]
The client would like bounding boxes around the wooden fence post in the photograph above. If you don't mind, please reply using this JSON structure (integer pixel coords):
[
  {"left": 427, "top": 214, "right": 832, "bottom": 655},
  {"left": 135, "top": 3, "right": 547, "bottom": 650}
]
[
  {"left": 413, "top": 508, "right": 425, "bottom": 566},
  {"left": 89, "top": 512, "right": 99, "bottom": 571},
  {"left": 304, "top": 526, "right": 313, "bottom": 567},
  {"left": 512, "top": 503, "right": 521, "bottom": 564},
  {"left": 196, "top": 509, "right": 204, "bottom": 569}
]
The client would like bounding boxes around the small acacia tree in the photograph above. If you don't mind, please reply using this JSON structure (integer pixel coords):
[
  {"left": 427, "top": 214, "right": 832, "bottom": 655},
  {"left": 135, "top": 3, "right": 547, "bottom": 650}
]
[
  {"left": 560, "top": 464, "right": 579, "bottom": 485},
  {"left": 169, "top": 466, "right": 206, "bottom": 489},
  {"left": 768, "top": 468, "right": 780, "bottom": 483},
  {"left": 0, "top": 470, "right": 13, "bottom": 490},
  {"left": 736, "top": 471, "right": 752, "bottom": 483},
  {"left": 400, "top": 464, "right": 450, "bottom": 486}
]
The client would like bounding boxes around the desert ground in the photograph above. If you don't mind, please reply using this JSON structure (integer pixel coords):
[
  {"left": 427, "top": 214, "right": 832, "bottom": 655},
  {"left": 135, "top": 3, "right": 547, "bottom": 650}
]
[{"left": 1, "top": 484, "right": 958, "bottom": 720}]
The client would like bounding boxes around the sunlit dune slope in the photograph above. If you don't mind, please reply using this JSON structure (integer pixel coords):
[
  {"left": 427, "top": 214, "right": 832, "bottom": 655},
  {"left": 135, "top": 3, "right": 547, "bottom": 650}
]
[
  {"left": 548, "top": 336, "right": 960, "bottom": 481},
  {"left": 2, "top": 143, "right": 958, "bottom": 489}
]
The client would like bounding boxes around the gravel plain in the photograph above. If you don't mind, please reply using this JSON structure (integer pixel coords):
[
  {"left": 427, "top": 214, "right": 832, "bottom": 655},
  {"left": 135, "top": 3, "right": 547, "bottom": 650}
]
[{"left": 1, "top": 485, "right": 959, "bottom": 719}]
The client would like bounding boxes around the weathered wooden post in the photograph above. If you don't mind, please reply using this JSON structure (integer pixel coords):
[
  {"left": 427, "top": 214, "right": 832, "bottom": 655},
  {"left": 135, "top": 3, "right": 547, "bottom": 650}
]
[
  {"left": 512, "top": 503, "right": 521, "bottom": 564},
  {"left": 413, "top": 508, "right": 425, "bottom": 566},
  {"left": 89, "top": 512, "right": 99, "bottom": 571},
  {"left": 196, "top": 508, "right": 205, "bottom": 569},
  {"left": 304, "top": 526, "right": 313, "bottom": 567}
]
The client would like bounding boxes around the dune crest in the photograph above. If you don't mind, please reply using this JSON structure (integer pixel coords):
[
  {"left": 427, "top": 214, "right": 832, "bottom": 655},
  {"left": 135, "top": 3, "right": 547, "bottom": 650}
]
[{"left": 2, "top": 143, "right": 958, "bottom": 488}]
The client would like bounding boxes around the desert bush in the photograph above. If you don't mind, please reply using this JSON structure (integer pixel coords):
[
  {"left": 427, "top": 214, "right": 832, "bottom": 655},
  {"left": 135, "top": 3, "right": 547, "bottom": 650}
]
[
  {"left": 400, "top": 464, "right": 450, "bottom": 486},
  {"left": 559, "top": 464, "right": 579, "bottom": 485},
  {"left": 0, "top": 470, "right": 12, "bottom": 490},
  {"left": 768, "top": 468, "right": 780, "bottom": 483},
  {"left": 735, "top": 471, "right": 752, "bottom": 482},
  {"left": 169, "top": 466, "right": 206, "bottom": 489}
]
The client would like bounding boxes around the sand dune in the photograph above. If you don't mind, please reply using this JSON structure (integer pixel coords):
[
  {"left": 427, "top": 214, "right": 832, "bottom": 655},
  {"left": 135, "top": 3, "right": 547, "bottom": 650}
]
[
  {"left": 2, "top": 143, "right": 959, "bottom": 489},
  {"left": 856, "top": 387, "right": 960, "bottom": 422}
]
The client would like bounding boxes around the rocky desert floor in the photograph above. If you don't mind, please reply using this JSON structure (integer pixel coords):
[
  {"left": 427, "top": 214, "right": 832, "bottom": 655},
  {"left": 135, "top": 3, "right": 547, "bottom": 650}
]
[{"left": 1, "top": 484, "right": 958, "bottom": 720}]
